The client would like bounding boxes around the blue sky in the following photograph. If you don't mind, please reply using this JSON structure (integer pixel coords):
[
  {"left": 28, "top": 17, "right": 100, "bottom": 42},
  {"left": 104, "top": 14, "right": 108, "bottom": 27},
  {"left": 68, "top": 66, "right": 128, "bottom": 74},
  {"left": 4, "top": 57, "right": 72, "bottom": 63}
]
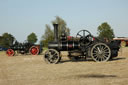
[{"left": 0, "top": 0, "right": 128, "bottom": 43}]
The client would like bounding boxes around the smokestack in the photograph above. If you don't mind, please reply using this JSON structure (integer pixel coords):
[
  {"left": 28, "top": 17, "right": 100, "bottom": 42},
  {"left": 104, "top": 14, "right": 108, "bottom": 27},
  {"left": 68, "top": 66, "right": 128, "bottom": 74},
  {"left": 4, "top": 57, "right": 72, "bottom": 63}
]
[{"left": 53, "top": 24, "right": 58, "bottom": 42}]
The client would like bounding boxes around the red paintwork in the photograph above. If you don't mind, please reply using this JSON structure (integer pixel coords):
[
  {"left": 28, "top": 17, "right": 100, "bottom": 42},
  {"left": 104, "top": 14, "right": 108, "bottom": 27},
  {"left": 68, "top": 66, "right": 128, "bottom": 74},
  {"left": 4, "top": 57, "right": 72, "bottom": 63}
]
[
  {"left": 6, "top": 49, "right": 15, "bottom": 56},
  {"left": 67, "top": 36, "right": 72, "bottom": 41},
  {"left": 29, "top": 46, "right": 39, "bottom": 55},
  {"left": 127, "top": 41, "right": 128, "bottom": 45},
  {"left": 93, "top": 37, "right": 95, "bottom": 41}
]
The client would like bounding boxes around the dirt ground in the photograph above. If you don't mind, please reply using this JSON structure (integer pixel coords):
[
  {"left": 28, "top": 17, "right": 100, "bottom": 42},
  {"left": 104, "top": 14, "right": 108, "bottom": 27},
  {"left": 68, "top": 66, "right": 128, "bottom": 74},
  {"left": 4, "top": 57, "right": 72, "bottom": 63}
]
[{"left": 0, "top": 47, "right": 128, "bottom": 85}]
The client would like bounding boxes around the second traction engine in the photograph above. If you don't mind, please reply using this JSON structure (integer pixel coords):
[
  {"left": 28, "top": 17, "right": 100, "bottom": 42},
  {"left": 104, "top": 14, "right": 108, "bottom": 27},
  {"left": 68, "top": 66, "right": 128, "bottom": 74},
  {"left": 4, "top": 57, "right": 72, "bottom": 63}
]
[{"left": 44, "top": 24, "right": 120, "bottom": 64}]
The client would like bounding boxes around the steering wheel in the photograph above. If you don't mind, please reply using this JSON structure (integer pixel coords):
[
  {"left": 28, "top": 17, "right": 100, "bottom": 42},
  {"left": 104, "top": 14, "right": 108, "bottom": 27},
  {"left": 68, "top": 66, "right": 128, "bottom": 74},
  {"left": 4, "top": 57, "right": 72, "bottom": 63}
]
[{"left": 76, "top": 30, "right": 93, "bottom": 51}]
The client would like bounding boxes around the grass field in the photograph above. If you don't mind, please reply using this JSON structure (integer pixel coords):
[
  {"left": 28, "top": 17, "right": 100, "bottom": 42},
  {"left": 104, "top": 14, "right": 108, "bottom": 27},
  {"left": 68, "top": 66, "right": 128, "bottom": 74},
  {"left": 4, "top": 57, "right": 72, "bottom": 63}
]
[{"left": 0, "top": 47, "right": 128, "bottom": 85}]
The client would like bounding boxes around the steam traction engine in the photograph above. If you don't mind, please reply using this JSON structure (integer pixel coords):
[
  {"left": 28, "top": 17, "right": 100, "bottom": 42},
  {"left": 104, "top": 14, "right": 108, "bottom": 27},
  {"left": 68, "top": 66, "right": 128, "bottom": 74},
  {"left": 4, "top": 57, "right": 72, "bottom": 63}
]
[
  {"left": 6, "top": 41, "right": 42, "bottom": 56},
  {"left": 44, "top": 24, "right": 120, "bottom": 64}
]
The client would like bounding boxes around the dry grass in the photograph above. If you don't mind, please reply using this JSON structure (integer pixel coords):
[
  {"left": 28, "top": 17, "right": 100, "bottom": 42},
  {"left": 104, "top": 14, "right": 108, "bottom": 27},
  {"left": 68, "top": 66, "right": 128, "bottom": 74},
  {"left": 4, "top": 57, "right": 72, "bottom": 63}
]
[{"left": 0, "top": 48, "right": 128, "bottom": 85}]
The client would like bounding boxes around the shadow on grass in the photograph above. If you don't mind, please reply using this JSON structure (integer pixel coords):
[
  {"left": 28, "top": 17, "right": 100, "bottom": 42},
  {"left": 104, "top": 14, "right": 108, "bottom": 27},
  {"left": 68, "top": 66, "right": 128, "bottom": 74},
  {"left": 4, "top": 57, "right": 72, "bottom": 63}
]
[
  {"left": 60, "top": 57, "right": 126, "bottom": 63},
  {"left": 60, "top": 58, "right": 88, "bottom": 64},
  {"left": 109, "top": 57, "right": 126, "bottom": 61},
  {"left": 76, "top": 74, "right": 117, "bottom": 78},
  {"left": 60, "top": 60, "right": 72, "bottom": 63}
]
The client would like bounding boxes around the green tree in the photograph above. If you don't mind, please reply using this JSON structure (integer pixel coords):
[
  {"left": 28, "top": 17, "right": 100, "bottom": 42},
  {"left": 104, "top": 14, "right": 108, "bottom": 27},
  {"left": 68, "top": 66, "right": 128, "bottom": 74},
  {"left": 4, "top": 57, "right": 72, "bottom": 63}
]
[
  {"left": 41, "top": 16, "right": 70, "bottom": 47},
  {"left": 41, "top": 24, "right": 54, "bottom": 47},
  {"left": 0, "top": 33, "right": 15, "bottom": 48},
  {"left": 97, "top": 22, "right": 115, "bottom": 41},
  {"left": 27, "top": 32, "right": 37, "bottom": 44},
  {"left": 52, "top": 16, "right": 70, "bottom": 36}
]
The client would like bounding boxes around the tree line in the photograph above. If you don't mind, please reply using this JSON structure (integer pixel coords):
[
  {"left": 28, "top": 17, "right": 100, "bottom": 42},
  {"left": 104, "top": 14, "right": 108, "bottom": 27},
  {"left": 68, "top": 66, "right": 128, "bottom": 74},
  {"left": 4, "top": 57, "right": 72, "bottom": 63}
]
[
  {"left": 0, "top": 16, "right": 115, "bottom": 48},
  {"left": 0, "top": 32, "right": 38, "bottom": 48}
]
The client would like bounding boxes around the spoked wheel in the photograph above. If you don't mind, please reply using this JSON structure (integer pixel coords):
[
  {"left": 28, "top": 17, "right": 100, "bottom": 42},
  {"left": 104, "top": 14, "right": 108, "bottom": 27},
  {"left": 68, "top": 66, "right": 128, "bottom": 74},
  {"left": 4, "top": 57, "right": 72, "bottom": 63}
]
[
  {"left": 76, "top": 30, "right": 93, "bottom": 51},
  {"left": 29, "top": 46, "right": 39, "bottom": 55},
  {"left": 44, "top": 49, "right": 61, "bottom": 64},
  {"left": 91, "top": 43, "right": 111, "bottom": 62},
  {"left": 6, "top": 49, "right": 15, "bottom": 56}
]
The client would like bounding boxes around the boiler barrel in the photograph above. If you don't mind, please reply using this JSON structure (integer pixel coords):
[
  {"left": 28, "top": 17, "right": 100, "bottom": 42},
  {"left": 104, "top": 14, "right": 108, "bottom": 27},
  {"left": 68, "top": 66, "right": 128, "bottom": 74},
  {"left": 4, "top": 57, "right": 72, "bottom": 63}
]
[{"left": 48, "top": 41, "right": 80, "bottom": 51}]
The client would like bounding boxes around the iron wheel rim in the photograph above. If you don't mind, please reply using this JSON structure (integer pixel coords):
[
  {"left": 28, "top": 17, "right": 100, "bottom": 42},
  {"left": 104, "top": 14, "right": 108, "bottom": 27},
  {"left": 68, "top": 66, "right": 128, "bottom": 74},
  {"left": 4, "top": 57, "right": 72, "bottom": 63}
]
[
  {"left": 91, "top": 43, "right": 111, "bottom": 62},
  {"left": 44, "top": 49, "right": 60, "bottom": 64}
]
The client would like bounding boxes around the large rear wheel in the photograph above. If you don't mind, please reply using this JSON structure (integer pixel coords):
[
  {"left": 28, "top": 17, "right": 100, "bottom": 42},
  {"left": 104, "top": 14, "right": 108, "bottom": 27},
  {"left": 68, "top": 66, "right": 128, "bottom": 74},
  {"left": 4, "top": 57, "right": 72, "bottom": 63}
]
[{"left": 91, "top": 43, "right": 111, "bottom": 62}]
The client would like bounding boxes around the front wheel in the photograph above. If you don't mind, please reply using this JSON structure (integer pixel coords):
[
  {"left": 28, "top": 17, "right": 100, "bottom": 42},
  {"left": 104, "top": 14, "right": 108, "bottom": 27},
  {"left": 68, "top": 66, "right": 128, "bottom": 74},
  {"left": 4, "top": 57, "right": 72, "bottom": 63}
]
[
  {"left": 44, "top": 49, "right": 61, "bottom": 64},
  {"left": 91, "top": 43, "right": 111, "bottom": 62}
]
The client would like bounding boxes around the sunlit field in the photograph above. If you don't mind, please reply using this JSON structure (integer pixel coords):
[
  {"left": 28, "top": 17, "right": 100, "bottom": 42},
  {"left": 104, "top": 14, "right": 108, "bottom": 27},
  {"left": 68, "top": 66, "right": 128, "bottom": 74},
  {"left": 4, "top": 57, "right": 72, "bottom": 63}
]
[{"left": 0, "top": 47, "right": 128, "bottom": 85}]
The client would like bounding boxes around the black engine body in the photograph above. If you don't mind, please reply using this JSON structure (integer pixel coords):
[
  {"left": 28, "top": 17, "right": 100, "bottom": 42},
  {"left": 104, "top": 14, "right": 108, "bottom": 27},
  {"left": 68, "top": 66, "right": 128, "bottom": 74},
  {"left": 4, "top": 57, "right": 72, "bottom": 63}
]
[{"left": 44, "top": 24, "right": 121, "bottom": 64}]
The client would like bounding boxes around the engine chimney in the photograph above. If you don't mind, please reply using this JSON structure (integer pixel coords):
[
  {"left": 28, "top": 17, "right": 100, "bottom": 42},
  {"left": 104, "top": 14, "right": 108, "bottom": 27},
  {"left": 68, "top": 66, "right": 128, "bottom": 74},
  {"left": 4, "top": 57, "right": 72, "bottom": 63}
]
[{"left": 53, "top": 24, "right": 58, "bottom": 42}]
